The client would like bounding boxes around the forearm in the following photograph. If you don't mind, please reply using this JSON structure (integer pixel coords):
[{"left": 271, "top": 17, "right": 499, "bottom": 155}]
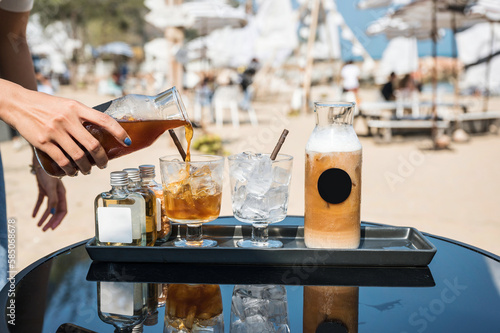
[
  {"left": 0, "top": 8, "right": 38, "bottom": 133},
  {"left": 0, "top": 9, "right": 36, "bottom": 90},
  {"left": 0, "top": 78, "right": 37, "bottom": 130}
]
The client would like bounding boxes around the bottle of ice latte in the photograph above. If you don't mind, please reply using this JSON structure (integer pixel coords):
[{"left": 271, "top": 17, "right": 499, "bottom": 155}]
[{"left": 304, "top": 102, "right": 362, "bottom": 249}]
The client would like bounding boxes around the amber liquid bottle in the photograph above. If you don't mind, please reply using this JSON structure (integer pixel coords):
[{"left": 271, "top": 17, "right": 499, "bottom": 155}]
[
  {"left": 35, "top": 87, "right": 191, "bottom": 177},
  {"left": 95, "top": 171, "right": 146, "bottom": 246},
  {"left": 123, "top": 168, "right": 157, "bottom": 246},
  {"left": 139, "top": 164, "right": 171, "bottom": 242}
]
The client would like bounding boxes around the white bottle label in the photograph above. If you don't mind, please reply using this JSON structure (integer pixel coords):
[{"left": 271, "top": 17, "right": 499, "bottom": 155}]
[
  {"left": 99, "top": 282, "right": 134, "bottom": 316},
  {"left": 156, "top": 198, "right": 162, "bottom": 231},
  {"left": 97, "top": 207, "right": 133, "bottom": 243}
]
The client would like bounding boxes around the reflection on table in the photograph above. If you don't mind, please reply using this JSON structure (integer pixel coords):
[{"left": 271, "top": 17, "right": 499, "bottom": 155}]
[{"left": 2, "top": 218, "right": 500, "bottom": 333}]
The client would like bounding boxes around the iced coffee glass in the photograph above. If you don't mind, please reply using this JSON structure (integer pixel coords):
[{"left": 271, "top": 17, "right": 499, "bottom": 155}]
[
  {"left": 159, "top": 154, "right": 224, "bottom": 247},
  {"left": 228, "top": 153, "right": 293, "bottom": 248},
  {"left": 165, "top": 284, "right": 224, "bottom": 333}
]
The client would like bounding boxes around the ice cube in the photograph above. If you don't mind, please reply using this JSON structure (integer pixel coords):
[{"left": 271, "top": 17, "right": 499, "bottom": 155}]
[
  {"left": 232, "top": 294, "right": 246, "bottom": 320},
  {"left": 230, "top": 153, "right": 254, "bottom": 183},
  {"left": 239, "top": 193, "right": 267, "bottom": 220},
  {"left": 243, "top": 315, "right": 275, "bottom": 333},
  {"left": 191, "top": 165, "right": 211, "bottom": 177},
  {"left": 272, "top": 166, "right": 291, "bottom": 186},
  {"left": 189, "top": 165, "right": 214, "bottom": 193},
  {"left": 266, "top": 186, "right": 288, "bottom": 211},
  {"left": 246, "top": 155, "right": 272, "bottom": 195},
  {"left": 166, "top": 164, "right": 188, "bottom": 183},
  {"left": 232, "top": 185, "right": 247, "bottom": 212}
]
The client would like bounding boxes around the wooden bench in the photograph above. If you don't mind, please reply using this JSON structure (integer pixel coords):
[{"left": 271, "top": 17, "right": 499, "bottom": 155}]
[
  {"left": 367, "top": 119, "right": 450, "bottom": 142},
  {"left": 447, "top": 111, "right": 500, "bottom": 133}
]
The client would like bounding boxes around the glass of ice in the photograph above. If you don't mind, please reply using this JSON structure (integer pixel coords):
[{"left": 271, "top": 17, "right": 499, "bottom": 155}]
[
  {"left": 230, "top": 285, "right": 290, "bottom": 333},
  {"left": 228, "top": 152, "right": 293, "bottom": 248},
  {"left": 159, "top": 155, "right": 224, "bottom": 247}
]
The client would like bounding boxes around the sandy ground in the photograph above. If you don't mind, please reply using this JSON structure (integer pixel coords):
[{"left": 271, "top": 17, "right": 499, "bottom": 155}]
[{"left": 2, "top": 85, "right": 500, "bottom": 272}]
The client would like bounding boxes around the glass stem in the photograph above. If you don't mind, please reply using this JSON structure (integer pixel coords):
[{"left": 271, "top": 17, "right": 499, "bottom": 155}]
[
  {"left": 186, "top": 224, "right": 203, "bottom": 244},
  {"left": 251, "top": 223, "right": 268, "bottom": 243}
]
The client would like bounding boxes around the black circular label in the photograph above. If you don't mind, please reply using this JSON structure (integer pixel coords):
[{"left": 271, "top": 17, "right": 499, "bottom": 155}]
[
  {"left": 316, "top": 321, "right": 348, "bottom": 333},
  {"left": 317, "top": 168, "right": 352, "bottom": 204}
]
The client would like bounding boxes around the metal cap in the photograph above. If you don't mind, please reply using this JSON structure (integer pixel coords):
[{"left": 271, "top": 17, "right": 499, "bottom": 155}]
[
  {"left": 139, "top": 164, "right": 156, "bottom": 178},
  {"left": 122, "top": 168, "right": 141, "bottom": 182},
  {"left": 110, "top": 171, "right": 129, "bottom": 186}
]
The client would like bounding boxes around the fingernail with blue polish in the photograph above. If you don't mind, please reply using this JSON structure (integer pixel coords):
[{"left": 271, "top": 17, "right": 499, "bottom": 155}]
[
  {"left": 50, "top": 208, "right": 56, "bottom": 215},
  {"left": 124, "top": 137, "right": 132, "bottom": 146}
]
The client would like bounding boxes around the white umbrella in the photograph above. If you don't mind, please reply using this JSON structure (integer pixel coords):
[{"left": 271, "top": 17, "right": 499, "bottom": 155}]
[
  {"left": 96, "top": 42, "right": 134, "bottom": 58},
  {"left": 145, "top": 0, "right": 247, "bottom": 35},
  {"left": 467, "top": 0, "right": 500, "bottom": 22},
  {"left": 376, "top": 36, "right": 419, "bottom": 84},
  {"left": 357, "top": 0, "right": 411, "bottom": 10},
  {"left": 367, "top": 0, "right": 486, "bottom": 40},
  {"left": 365, "top": 0, "right": 493, "bottom": 145},
  {"left": 182, "top": 0, "right": 297, "bottom": 68}
]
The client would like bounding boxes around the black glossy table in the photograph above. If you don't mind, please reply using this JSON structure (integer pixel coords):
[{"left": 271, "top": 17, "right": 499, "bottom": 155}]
[{"left": 2, "top": 217, "right": 500, "bottom": 333}]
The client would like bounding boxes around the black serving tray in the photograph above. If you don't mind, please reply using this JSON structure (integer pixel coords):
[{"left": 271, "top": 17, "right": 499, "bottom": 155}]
[
  {"left": 86, "top": 261, "right": 435, "bottom": 287},
  {"left": 86, "top": 224, "right": 436, "bottom": 267}
]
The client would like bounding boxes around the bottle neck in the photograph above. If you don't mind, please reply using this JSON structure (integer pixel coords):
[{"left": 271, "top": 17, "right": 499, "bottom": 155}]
[
  {"left": 314, "top": 102, "right": 355, "bottom": 127},
  {"left": 154, "top": 87, "right": 189, "bottom": 123},
  {"left": 128, "top": 181, "right": 142, "bottom": 191},
  {"left": 141, "top": 177, "right": 159, "bottom": 187},
  {"left": 110, "top": 185, "right": 130, "bottom": 195}
]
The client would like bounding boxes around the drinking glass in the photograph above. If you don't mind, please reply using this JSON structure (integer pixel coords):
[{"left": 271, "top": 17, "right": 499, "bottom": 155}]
[
  {"left": 164, "top": 284, "right": 224, "bottom": 333},
  {"left": 230, "top": 285, "right": 290, "bottom": 333},
  {"left": 228, "top": 153, "right": 293, "bottom": 248},
  {"left": 159, "top": 154, "right": 224, "bottom": 247}
]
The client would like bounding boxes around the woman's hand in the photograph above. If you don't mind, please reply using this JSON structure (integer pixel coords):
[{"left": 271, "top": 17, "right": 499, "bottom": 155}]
[
  {"left": 0, "top": 79, "right": 131, "bottom": 176},
  {"left": 32, "top": 162, "right": 67, "bottom": 231}
]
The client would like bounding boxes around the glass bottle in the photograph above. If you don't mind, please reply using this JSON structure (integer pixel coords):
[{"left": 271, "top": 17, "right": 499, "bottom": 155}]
[
  {"left": 139, "top": 164, "right": 172, "bottom": 242},
  {"left": 303, "top": 286, "right": 359, "bottom": 333},
  {"left": 304, "top": 102, "right": 362, "bottom": 249},
  {"left": 35, "top": 86, "right": 192, "bottom": 178},
  {"left": 123, "top": 168, "right": 157, "bottom": 246},
  {"left": 95, "top": 171, "right": 146, "bottom": 246},
  {"left": 97, "top": 281, "right": 148, "bottom": 333},
  {"left": 144, "top": 282, "right": 159, "bottom": 327}
]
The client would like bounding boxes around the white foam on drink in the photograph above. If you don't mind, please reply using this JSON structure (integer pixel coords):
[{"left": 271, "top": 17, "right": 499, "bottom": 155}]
[{"left": 305, "top": 124, "right": 361, "bottom": 153}]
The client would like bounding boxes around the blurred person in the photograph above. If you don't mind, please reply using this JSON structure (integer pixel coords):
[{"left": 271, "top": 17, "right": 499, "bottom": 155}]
[
  {"left": 381, "top": 72, "right": 397, "bottom": 101},
  {"left": 35, "top": 71, "right": 54, "bottom": 95},
  {"left": 398, "top": 73, "right": 418, "bottom": 100},
  {"left": 340, "top": 60, "right": 360, "bottom": 100},
  {"left": 239, "top": 58, "right": 260, "bottom": 111},
  {"left": 0, "top": 0, "right": 129, "bottom": 286},
  {"left": 194, "top": 75, "right": 214, "bottom": 124}
]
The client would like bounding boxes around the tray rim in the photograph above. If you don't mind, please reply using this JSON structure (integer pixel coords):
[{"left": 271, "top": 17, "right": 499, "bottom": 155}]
[{"left": 85, "top": 224, "right": 437, "bottom": 266}]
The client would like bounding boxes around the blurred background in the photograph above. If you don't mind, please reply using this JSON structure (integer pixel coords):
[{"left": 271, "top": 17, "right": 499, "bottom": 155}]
[{"left": 1, "top": 0, "right": 499, "bottom": 270}]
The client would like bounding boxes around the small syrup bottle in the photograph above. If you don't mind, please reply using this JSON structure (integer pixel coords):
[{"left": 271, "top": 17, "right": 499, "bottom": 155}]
[
  {"left": 123, "top": 168, "right": 157, "bottom": 246},
  {"left": 139, "top": 165, "right": 172, "bottom": 242},
  {"left": 95, "top": 171, "right": 146, "bottom": 246}
]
